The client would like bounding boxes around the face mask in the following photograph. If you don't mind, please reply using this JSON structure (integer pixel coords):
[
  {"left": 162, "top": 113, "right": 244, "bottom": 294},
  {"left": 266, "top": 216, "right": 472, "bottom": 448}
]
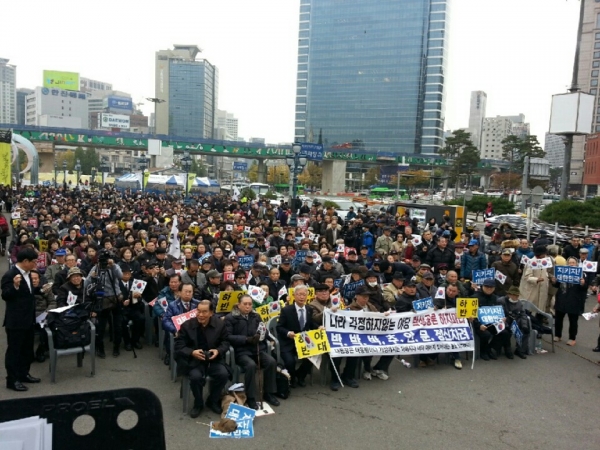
[
  {"left": 508, "top": 298, "right": 518, "bottom": 304},
  {"left": 249, "top": 244, "right": 255, "bottom": 248},
  {"left": 225, "top": 248, "right": 231, "bottom": 252},
  {"left": 368, "top": 281, "right": 378, "bottom": 287}
]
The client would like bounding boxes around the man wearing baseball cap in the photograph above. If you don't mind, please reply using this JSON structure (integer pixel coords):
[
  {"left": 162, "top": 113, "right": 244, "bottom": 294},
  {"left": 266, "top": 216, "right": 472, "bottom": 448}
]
[{"left": 460, "top": 239, "right": 486, "bottom": 281}]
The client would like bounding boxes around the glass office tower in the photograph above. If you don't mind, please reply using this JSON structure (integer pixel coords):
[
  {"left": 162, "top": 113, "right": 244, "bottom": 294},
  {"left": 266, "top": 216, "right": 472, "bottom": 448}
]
[{"left": 294, "top": 0, "right": 450, "bottom": 155}]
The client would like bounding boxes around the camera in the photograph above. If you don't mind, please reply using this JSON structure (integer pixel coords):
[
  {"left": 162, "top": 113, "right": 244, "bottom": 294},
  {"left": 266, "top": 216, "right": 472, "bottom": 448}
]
[{"left": 97, "top": 249, "right": 110, "bottom": 271}]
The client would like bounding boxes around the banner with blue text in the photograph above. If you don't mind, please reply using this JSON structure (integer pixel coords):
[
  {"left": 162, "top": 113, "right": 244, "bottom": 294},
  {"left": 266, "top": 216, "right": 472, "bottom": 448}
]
[{"left": 324, "top": 308, "right": 474, "bottom": 357}]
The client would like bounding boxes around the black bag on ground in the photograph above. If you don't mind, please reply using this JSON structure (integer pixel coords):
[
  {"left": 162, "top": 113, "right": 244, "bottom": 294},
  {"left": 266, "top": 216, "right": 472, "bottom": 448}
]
[
  {"left": 47, "top": 304, "right": 92, "bottom": 350},
  {"left": 275, "top": 365, "right": 291, "bottom": 399}
]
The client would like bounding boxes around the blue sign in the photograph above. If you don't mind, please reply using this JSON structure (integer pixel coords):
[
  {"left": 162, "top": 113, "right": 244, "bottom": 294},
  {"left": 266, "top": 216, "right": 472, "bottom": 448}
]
[
  {"left": 554, "top": 266, "right": 582, "bottom": 284},
  {"left": 472, "top": 268, "right": 495, "bottom": 285},
  {"left": 199, "top": 252, "right": 212, "bottom": 263},
  {"left": 510, "top": 320, "right": 523, "bottom": 346},
  {"left": 342, "top": 279, "right": 365, "bottom": 300},
  {"left": 238, "top": 255, "right": 255, "bottom": 270},
  {"left": 225, "top": 403, "right": 256, "bottom": 421},
  {"left": 412, "top": 297, "right": 434, "bottom": 312},
  {"left": 292, "top": 250, "right": 308, "bottom": 268},
  {"left": 233, "top": 162, "right": 248, "bottom": 171},
  {"left": 477, "top": 305, "right": 505, "bottom": 325},
  {"left": 107, "top": 96, "right": 133, "bottom": 110},
  {"left": 334, "top": 278, "right": 344, "bottom": 288},
  {"left": 208, "top": 403, "right": 255, "bottom": 439},
  {"left": 300, "top": 143, "right": 324, "bottom": 161}
]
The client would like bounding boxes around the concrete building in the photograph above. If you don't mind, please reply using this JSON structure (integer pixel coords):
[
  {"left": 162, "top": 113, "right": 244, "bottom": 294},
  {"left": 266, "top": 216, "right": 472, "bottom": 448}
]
[
  {"left": 544, "top": 132, "right": 566, "bottom": 168},
  {"left": 215, "top": 109, "right": 238, "bottom": 141},
  {"left": 249, "top": 137, "right": 265, "bottom": 145},
  {"left": 0, "top": 58, "right": 16, "bottom": 123},
  {"left": 480, "top": 114, "right": 530, "bottom": 160},
  {"left": 583, "top": 133, "right": 600, "bottom": 189},
  {"left": 80, "top": 77, "right": 113, "bottom": 94},
  {"left": 16, "top": 88, "right": 33, "bottom": 125},
  {"left": 87, "top": 90, "right": 135, "bottom": 128},
  {"left": 570, "top": 1, "right": 600, "bottom": 190},
  {"left": 468, "top": 91, "right": 487, "bottom": 151},
  {"left": 154, "top": 45, "right": 219, "bottom": 138},
  {"left": 25, "top": 86, "right": 89, "bottom": 128}
]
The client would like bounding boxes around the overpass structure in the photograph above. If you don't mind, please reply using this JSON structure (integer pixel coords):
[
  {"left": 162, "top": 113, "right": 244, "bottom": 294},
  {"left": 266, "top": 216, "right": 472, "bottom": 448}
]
[{"left": 2, "top": 125, "right": 508, "bottom": 192}]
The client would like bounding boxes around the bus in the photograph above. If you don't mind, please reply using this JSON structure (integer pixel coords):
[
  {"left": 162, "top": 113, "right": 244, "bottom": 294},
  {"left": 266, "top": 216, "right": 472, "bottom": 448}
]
[
  {"left": 273, "top": 184, "right": 305, "bottom": 195},
  {"left": 249, "top": 183, "right": 270, "bottom": 196},
  {"left": 369, "top": 187, "right": 409, "bottom": 200}
]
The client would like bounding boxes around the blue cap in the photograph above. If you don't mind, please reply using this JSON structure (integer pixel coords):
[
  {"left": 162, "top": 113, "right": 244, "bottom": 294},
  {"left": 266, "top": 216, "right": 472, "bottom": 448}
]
[
  {"left": 468, "top": 239, "right": 479, "bottom": 246},
  {"left": 55, "top": 249, "right": 67, "bottom": 256},
  {"left": 482, "top": 279, "right": 496, "bottom": 287}
]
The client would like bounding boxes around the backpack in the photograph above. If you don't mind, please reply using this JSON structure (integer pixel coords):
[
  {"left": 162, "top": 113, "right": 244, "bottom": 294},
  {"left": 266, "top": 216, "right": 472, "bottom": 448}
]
[
  {"left": 47, "top": 303, "right": 92, "bottom": 350},
  {"left": 0, "top": 216, "right": 8, "bottom": 234}
]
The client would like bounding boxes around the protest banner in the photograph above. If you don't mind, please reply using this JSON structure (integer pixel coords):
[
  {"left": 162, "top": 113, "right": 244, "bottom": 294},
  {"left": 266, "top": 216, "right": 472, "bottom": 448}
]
[
  {"left": 223, "top": 271, "right": 235, "bottom": 282},
  {"left": 297, "top": 217, "right": 309, "bottom": 231},
  {"left": 555, "top": 266, "right": 583, "bottom": 284},
  {"left": 238, "top": 255, "right": 254, "bottom": 270},
  {"left": 116, "top": 220, "right": 126, "bottom": 230},
  {"left": 324, "top": 308, "right": 474, "bottom": 357},
  {"left": 477, "top": 305, "right": 505, "bottom": 325},
  {"left": 188, "top": 225, "right": 200, "bottom": 235},
  {"left": 171, "top": 309, "right": 198, "bottom": 332},
  {"left": 199, "top": 252, "right": 212, "bottom": 264},
  {"left": 472, "top": 268, "right": 495, "bottom": 285},
  {"left": 287, "top": 287, "right": 315, "bottom": 304},
  {"left": 456, "top": 298, "right": 478, "bottom": 318},
  {"left": 255, "top": 300, "right": 285, "bottom": 322},
  {"left": 216, "top": 290, "right": 247, "bottom": 314},
  {"left": 27, "top": 217, "right": 38, "bottom": 228},
  {"left": 581, "top": 261, "right": 598, "bottom": 273},
  {"left": 343, "top": 247, "right": 356, "bottom": 258},
  {"left": 341, "top": 279, "right": 364, "bottom": 300},
  {"left": 294, "top": 329, "right": 330, "bottom": 358},
  {"left": 210, "top": 403, "right": 255, "bottom": 439},
  {"left": 412, "top": 297, "right": 434, "bottom": 312},
  {"left": 334, "top": 278, "right": 344, "bottom": 289},
  {"left": 38, "top": 239, "right": 48, "bottom": 253},
  {"left": 292, "top": 250, "right": 307, "bottom": 268}
]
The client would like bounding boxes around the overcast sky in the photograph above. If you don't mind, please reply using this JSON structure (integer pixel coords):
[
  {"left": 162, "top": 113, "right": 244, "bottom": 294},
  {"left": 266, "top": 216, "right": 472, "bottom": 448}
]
[{"left": 2, "top": 0, "right": 580, "bottom": 146}]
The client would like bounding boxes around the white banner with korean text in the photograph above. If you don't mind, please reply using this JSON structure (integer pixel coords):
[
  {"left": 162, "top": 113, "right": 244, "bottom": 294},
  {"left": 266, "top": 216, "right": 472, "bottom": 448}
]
[{"left": 324, "top": 308, "right": 474, "bottom": 357}]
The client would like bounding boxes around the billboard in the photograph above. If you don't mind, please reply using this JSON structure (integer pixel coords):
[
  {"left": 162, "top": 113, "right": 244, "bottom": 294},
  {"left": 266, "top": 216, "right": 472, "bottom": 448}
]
[
  {"left": 99, "top": 113, "right": 130, "bottom": 129},
  {"left": 43, "top": 70, "right": 80, "bottom": 91},
  {"left": 105, "top": 96, "right": 133, "bottom": 111}
]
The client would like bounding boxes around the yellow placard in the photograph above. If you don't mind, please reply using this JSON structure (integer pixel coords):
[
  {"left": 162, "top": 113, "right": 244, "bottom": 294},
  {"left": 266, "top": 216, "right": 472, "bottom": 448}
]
[
  {"left": 38, "top": 239, "right": 48, "bottom": 253},
  {"left": 143, "top": 171, "right": 150, "bottom": 188},
  {"left": 241, "top": 238, "right": 249, "bottom": 246},
  {"left": 116, "top": 220, "right": 126, "bottom": 230},
  {"left": 254, "top": 300, "right": 285, "bottom": 322},
  {"left": 456, "top": 298, "right": 478, "bottom": 318},
  {"left": 288, "top": 287, "right": 315, "bottom": 305},
  {"left": 187, "top": 173, "right": 195, "bottom": 194},
  {"left": 188, "top": 225, "right": 200, "bottom": 235},
  {"left": 294, "top": 329, "right": 330, "bottom": 359},
  {"left": 216, "top": 290, "right": 247, "bottom": 314},
  {"left": 0, "top": 143, "right": 12, "bottom": 186},
  {"left": 11, "top": 219, "right": 18, "bottom": 227}
]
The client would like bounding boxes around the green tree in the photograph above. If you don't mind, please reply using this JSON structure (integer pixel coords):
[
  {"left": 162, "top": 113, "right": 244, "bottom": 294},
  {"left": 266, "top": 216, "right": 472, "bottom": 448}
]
[
  {"left": 538, "top": 198, "right": 600, "bottom": 227},
  {"left": 439, "top": 130, "right": 479, "bottom": 190},
  {"left": 239, "top": 187, "right": 256, "bottom": 202},
  {"left": 501, "top": 135, "right": 546, "bottom": 174},
  {"left": 364, "top": 166, "right": 380, "bottom": 187},
  {"left": 297, "top": 162, "right": 322, "bottom": 188},
  {"left": 55, "top": 150, "right": 75, "bottom": 172},
  {"left": 190, "top": 158, "right": 208, "bottom": 177},
  {"left": 248, "top": 162, "right": 258, "bottom": 182}
]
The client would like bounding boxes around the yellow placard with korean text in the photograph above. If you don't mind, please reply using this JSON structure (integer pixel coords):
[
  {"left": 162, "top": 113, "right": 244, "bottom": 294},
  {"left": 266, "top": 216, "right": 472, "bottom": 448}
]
[
  {"left": 254, "top": 300, "right": 285, "bottom": 322},
  {"left": 117, "top": 220, "right": 126, "bottom": 230},
  {"left": 38, "top": 240, "right": 49, "bottom": 253},
  {"left": 294, "top": 329, "right": 330, "bottom": 359},
  {"left": 287, "top": 287, "right": 315, "bottom": 305},
  {"left": 216, "top": 290, "right": 247, "bottom": 314},
  {"left": 188, "top": 225, "right": 200, "bottom": 235},
  {"left": 456, "top": 298, "right": 478, "bottom": 318},
  {"left": 0, "top": 143, "right": 11, "bottom": 186}
]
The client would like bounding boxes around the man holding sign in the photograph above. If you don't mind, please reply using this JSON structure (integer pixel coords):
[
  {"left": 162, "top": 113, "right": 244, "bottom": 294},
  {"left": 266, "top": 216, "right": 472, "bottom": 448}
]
[
  {"left": 162, "top": 283, "right": 200, "bottom": 335},
  {"left": 474, "top": 279, "right": 509, "bottom": 360},
  {"left": 224, "top": 294, "right": 280, "bottom": 409}
]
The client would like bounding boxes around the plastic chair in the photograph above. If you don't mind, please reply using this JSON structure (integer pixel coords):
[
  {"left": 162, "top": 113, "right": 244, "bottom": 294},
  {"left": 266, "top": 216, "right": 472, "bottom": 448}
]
[
  {"left": 45, "top": 320, "right": 96, "bottom": 383},
  {"left": 520, "top": 300, "right": 555, "bottom": 353},
  {"left": 169, "top": 333, "right": 177, "bottom": 382},
  {"left": 158, "top": 320, "right": 165, "bottom": 359},
  {"left": 266, "top": 317, "right": 312, "bottom": 385}
]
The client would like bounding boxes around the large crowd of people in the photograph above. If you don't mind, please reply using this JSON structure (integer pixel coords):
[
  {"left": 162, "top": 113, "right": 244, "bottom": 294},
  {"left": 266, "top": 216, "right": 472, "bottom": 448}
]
[{"left": 1, "top": 184, "right": 599, "bottom": 419}]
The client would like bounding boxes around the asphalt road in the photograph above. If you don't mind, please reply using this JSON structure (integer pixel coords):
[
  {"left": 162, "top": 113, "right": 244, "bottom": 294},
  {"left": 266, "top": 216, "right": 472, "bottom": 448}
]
[{"left": 1, "top": 255, "right": 599, "bottom": 449}]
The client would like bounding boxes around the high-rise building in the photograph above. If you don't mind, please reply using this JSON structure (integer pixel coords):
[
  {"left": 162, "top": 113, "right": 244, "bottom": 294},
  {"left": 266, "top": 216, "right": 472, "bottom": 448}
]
[
  {"left": 80, "top": 77, "right": 113, "bottom": 94},
  {"left": 25, "top": 86, "right": 89, "bottom": 128},
  {"left": 154, "top": 45, "right": 218, "bottom": 138},
  {"left": 215, "top": 109, "right": 239, "bottom": 141},
  {"left": 0, "top": 58, "right": 17, "bottom": 123},
  {"left": 480, "top": 114, "right": 530, "bottom": 160},
  {"left": 572, "top": 1, "right": 600, "bottom": 191},
  {"left": 544, "top": 132, "right": 566, "bottom": 168},
  {"left": 294, "top": 0, "right": 449, "bottom": 154},
  {"left": 468, "top": 91, "right": 487, "bottom": 151},
  {"left": 16, "top": 88, "right": 33, "bottom": 125}
]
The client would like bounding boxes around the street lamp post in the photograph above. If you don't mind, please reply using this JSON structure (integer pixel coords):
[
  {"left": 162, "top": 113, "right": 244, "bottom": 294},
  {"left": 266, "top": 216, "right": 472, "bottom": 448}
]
[
  {"left": 54, "top": 161, "right": 58, "bottom": 188},
  {"left": 181, "top": 150, "right": 192, "bottom": 199},
  {"left": 138, "top": 154, "right": 149, "bottom": 193},
  {"left": 100, "top": 157, "right": 109, "bottom": 185},
  {"left": 62, "top": 160, "right": 67, "bottom": 188},
  {"left": 75, "top": 159, "right": 81, "bottom": 187},
  {"left": 286, "top": 142, "right": 307, "bottom": 227},
  {"left": 91, "top": 167, "right": 96, "bottom": 186},
  {"left": 145, "top": 97, "right": 165, "bottom": 135}
]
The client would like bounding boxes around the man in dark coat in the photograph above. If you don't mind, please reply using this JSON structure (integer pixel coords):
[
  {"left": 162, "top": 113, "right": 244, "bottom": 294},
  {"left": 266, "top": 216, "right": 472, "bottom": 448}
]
[
  {"left": 276, "top": 285, "right": 319, "bottom": 387},
  {"left": 174, "top": 300, "right": 230, "bottom": 418},
  {"left": 425, "top": 237, "right": 455, "bottom": 271},
  {"left": 1, "top": 248, "right": 41, "bottom": 391},
  {"left": 225, "top": 295, "right": 280, "bottom": 409}
]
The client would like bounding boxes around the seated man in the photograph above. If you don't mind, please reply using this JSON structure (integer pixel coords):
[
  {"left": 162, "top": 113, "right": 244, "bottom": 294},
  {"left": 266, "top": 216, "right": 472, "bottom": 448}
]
[
  {"left": 119, "top": 264, "right": 146, "bottom": 352},
  {"left": 163, "top": 283, "right": 200, "bottom": 335},
  {"left": 276, "top": 285, "right": 318, "bottom": 387},
  {"left": 497, "top": 286, "right": 530, "bottom": 359},
  {"left": 174, "top": 300, "right": 230, "bottom": 418},
  {"left": 474, "top": 279, "right": 509, "bottom": 360},
  {"left": 225, "top": 294, "right": 280, "bottom": 409},
  {"left": 433, "top": 284, "right": 463, "bottom": 370}
]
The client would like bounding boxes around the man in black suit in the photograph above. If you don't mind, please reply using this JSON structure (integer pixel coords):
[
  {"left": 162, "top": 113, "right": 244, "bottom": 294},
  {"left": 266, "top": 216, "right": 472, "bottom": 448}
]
[
  {"left": 1, "top": 248, "right": 41, "bottom": 391},
  {"left": 276, "top": 284, "right": 319, "bottom": 387},
  {"left": 175, "top": 300, "right": 230, "bottom": 418}
]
